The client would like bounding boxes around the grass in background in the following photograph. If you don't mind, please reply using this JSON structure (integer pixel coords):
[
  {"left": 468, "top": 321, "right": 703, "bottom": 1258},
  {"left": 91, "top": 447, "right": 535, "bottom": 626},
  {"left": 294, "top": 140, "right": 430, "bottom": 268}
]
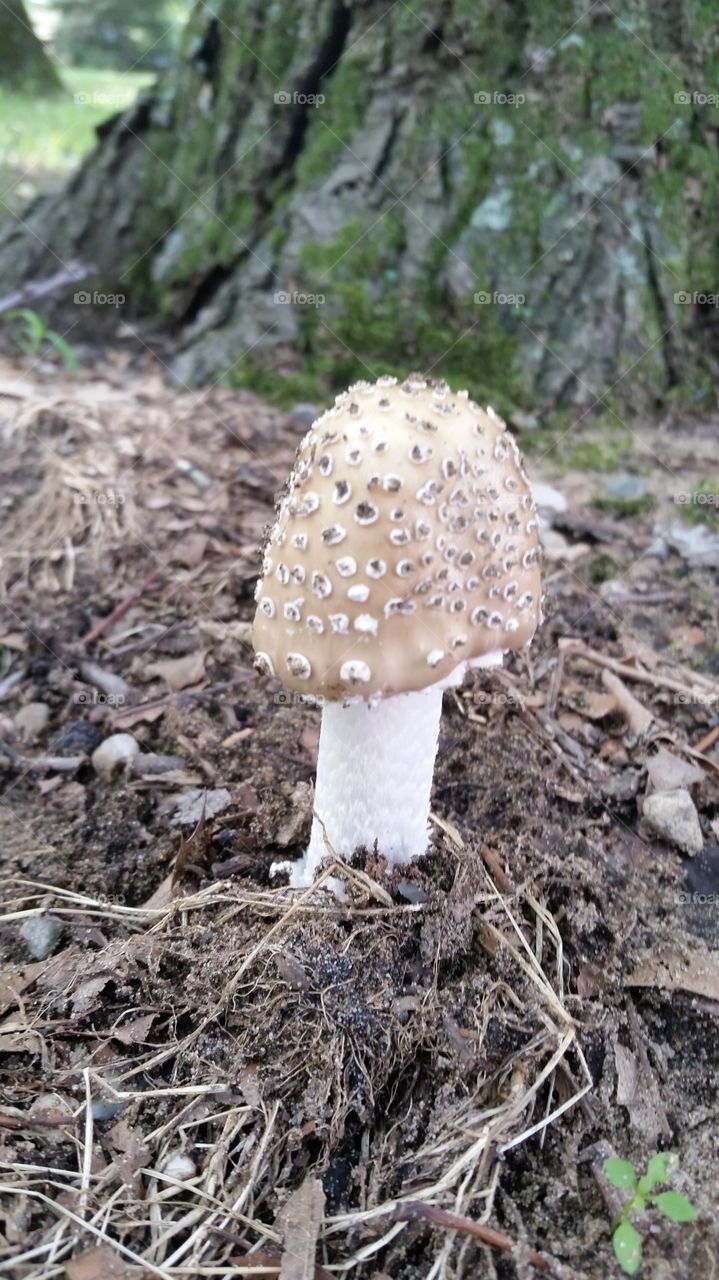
[{"left": 0, "top": 67, "right": 154, "bottom": 216}]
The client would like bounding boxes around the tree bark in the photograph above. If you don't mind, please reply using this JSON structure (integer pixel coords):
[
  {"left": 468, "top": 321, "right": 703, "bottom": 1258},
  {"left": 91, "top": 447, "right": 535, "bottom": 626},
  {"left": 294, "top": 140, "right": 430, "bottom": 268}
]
[
  {"left": 0, "top": 0, "right": 716, "bottom": 412},
  {"left": 0, "top": 0, "right": 62, "bottom": 92}
]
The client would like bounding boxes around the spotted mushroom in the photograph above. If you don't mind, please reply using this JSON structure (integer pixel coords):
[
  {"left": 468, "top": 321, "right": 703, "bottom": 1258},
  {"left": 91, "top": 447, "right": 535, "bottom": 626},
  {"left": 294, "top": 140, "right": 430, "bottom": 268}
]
[{"left": 252, "top": 374, "right": 542, "bottom": 886}]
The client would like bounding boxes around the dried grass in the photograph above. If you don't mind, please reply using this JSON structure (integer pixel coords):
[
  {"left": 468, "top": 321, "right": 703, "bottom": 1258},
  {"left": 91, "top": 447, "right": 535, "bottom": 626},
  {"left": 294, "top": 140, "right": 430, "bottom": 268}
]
[{"left": 0, "top": 857, "right": 590, "bottom": 1278}]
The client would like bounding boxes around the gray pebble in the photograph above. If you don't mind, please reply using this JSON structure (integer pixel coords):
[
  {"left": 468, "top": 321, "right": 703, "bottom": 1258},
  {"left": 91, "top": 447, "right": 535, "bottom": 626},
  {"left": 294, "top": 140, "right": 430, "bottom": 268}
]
[{"left": 20, "top": 915, "right": 64, "bottom": 959}]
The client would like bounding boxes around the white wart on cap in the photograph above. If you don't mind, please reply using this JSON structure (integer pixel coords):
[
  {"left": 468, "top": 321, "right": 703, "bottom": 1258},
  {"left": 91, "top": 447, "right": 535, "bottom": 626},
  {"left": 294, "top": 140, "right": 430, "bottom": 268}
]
[{"left": 253, "top": 374, "right": 541, "bottom": 699}]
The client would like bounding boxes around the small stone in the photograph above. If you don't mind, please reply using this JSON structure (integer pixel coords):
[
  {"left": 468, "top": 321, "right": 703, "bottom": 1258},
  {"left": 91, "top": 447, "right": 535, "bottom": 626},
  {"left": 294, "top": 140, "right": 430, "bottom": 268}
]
[
  {"left": 397, "top": 880, "right": 428, "bottom": 904},
  {"left": 52, "top": 719, "right": 102, "bottom": 756},
  {"left": 290, "top": 403, "right": 320, "bottom": 428},
  {"left": 662, "top": 523, "right": 719, "bottom": 568},
  {"left": 159, "top": 1151, "right": 197, "bottom": 1180},
  {"left": 13, "top": 702, "right": 50, "bottom": 743},
  {"left": 642, "top": 788, "right": 703, "bottom": 856},
  {"left": 603, "top": 474, "right": 647, "bottom": 501},
  {"left": 20, "top": 915, "right": 64, "bottom": 959},
  {"left": 91, "top": 1099, "right": 125, "bottom": 1121},
  {"left": 172, "top": 787, "right": 232, "bottom": 827},
  {"left": 91, "top": 733, "right": 141, "bottom": 780}
]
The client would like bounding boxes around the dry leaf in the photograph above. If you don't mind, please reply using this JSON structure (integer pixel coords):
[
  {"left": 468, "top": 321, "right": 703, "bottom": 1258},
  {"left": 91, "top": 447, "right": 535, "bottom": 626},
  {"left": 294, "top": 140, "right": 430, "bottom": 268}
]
[
  {"left": 65, "top": 1243, "right": 141, "bottom": 1280},
  {"left": 107, "top": 1118, "right": 149, "bottom": 1196},
  {"left": 0, "top": 631, "right": 27, "bottom": 651},
  {"left": 0, "top": 1029, "right": 44, "bottom": 1054},
  {"left": 277, "top": 1177, "right": 325, "bottom": 1280},
  {"left": 171, "top": 531, "right": 209, "bottom": 567},
  {"left": 628, "top": 948, "right": 719, "bottom": 1002},
  {"left": 669, "top": 625, "right": 707, "bottom": 652},
  {"left": 614, "top": 1042, "right": 665, "bottom": 1143},
  {"left": 113, "top": 1013, "right": 156, "bottom": 1045},
  {"left": 145, "top": 650, "right": 206, "bottom": 691},
  {"left": 647, "top": 747, "right": 704, "bottom": 792},
  {"left": 71, "top": 974, "right": 113, "bottom": 1017},
  {"left": 576, "top": 690, "right": 618, "bottom": 721},
  {"left": 113, "top": 701, "right": 168, "bottom": 729}
]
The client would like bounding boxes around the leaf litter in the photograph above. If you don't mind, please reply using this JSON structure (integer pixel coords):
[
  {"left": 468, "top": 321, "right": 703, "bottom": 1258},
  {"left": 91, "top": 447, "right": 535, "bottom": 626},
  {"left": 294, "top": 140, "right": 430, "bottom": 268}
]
[{"left": 0, "top": 354, "right": 718, "bottom": 1277}]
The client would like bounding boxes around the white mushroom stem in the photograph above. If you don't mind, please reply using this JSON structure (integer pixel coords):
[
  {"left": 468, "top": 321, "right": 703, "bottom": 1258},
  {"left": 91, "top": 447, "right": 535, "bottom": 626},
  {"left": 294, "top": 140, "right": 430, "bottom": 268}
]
[
  {"left": 289, "top": 650, "right": 505, "bottom": 888},
  {"left": 297, "top": 684, "right": 444, "bottom": 887}
]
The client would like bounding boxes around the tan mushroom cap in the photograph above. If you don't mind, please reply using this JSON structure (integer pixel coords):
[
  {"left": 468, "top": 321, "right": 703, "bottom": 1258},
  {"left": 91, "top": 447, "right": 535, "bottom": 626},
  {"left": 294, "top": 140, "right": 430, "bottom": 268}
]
[{"left": 252, "top": 374, "right": 542, "bottom": 699}]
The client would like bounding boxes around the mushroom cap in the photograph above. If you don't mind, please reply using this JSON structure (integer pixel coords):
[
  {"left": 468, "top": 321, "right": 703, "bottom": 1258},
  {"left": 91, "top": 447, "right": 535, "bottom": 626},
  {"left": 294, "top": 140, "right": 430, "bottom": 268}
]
[{"left": 252, "top": 374, "right": 541, "bottom": 699}]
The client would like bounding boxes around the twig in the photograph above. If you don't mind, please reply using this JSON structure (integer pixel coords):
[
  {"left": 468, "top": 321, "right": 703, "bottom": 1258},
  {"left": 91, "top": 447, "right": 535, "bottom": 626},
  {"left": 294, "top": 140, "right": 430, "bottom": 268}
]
[
  {"left": 393, "top": 1202, "right": 551, "bottom": 1272},
  {"left": 694, "top": 724, "right": 719, "bottom": 754},
  {"left": 83, "top": 568, "right": 162, "bottom": 645},
  {"left": 0, "top": 262, "right": 90, "bottom": 316}
]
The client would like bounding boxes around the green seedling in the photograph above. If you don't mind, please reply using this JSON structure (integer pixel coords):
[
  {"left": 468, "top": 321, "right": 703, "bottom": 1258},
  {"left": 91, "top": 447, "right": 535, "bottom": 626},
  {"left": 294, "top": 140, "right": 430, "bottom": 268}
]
[
  {"left": 603, "top": 1153, "right": 697, "bottom": 1275},
  {"left": 3, "top": 307, "right": 79, "bottom": 373}
]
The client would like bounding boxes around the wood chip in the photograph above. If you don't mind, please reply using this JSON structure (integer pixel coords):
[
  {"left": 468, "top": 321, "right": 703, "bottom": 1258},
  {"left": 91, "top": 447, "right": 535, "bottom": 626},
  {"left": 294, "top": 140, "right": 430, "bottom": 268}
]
[{"left": 277, "top": 1177, "right": 325, "bottom": 1280}]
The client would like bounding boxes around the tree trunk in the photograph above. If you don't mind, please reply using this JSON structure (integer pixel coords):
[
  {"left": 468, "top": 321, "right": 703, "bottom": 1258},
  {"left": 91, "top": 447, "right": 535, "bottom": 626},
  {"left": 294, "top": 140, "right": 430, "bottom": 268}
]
[
  {"left": 0, "top": 0, "right": 62, "bottom": 92},
  {"left": 0, "top": 0, "right": 716, "bottom": 413}
]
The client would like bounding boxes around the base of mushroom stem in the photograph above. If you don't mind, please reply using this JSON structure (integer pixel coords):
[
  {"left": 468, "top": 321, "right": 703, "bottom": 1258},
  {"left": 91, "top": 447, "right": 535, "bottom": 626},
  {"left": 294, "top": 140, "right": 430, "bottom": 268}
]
[{"left": 286, "top": 684, "right": 445, "bottom": 888}]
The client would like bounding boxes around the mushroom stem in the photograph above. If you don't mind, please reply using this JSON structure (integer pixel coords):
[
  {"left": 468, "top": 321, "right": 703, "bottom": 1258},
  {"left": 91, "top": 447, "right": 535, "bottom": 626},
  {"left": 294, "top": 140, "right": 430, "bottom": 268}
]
[{"left": 295, "top": 685, "right": 445, "bottom": 886}]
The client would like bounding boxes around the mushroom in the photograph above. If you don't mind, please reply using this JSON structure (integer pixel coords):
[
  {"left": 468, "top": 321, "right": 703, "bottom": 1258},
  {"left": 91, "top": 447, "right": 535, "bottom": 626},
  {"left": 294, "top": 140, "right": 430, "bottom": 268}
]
[{"left": 252, "top": 374, "right": 542, "bottom": 886}]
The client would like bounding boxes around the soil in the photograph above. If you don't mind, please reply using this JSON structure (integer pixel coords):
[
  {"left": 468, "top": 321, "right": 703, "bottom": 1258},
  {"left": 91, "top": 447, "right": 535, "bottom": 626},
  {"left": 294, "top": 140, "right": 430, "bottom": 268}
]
[{"left": 1, "top": 351, "right": 718, "bottom": 1280}]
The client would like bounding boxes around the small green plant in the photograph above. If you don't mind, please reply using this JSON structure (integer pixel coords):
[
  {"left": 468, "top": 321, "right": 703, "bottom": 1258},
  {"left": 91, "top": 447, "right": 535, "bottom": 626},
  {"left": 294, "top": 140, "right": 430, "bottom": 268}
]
[
  {"left": 3, "top": 307, "right": 79, "bottom": 373},
  {"left": 604, "top": 1152, "right": 697, "bottom": 1276}
]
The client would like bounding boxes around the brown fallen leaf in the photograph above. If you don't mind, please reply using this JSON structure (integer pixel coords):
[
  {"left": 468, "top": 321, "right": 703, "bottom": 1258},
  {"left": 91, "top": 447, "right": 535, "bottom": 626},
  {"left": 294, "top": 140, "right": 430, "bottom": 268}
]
[
  {"left": 71, "top": 974, "right": 114, "bottom": 1017},
  {"left": 614, "top": 1042, "right": 666, "bottom": 1144},
  {"left": 628, "top": 948, "right": 719, "bottom": 1002},
  {"left": 647, "top": 747, "right": 704, "bottom": 792},
  {"left": 277, "top": 1177, "right": 325, "bottom": 1280},
  {"left": 172, "top": 802, "right": 211, "bottom": 885},
  {"left": 145, "top": 650, "right": 206, "bottom": 691},
  {"left": 669, "top": 624, "right": 707, "bottom": 653},
  {"left": 171, "top": 531, "right": 209, "bottom": 568},
  {"left": 107, "top": 1118, "right": 149, "bottom": 1197},
  {"left": 113, "top": 1013, "right": 156, "bottom": 1045},
  {"left": 65, "top": 1243, "right": 141, "bottom": 1280},
  {"left": 575, "top": 690, "right": 619, "bottom": 721},
  {"left": 0, "top": 631, "right": 27, "bottom": 651},
  {"left": 112, "top": 700, "right": 168, "bottom": 729},
  {"left": 0, "top": 1029, "right": 44, "bottom": 1054},
  {"left": 0, "top": 959, "right": 50, "bottom": 1016}
]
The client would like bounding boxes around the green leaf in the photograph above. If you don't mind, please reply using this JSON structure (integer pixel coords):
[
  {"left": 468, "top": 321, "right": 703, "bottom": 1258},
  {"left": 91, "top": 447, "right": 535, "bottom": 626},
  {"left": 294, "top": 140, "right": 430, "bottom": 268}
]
[
  {"left": 654, "top": 1191, "right": 698, "bottom": 1222},
  {"left": 604, "top": 1158, "right": 638, "bottom": 1189},
  {"left": 642, "top": 1152, "right": 671, "bottom": 1190},
  {"left": 46, "top": 330, "right": 79, "bottom": 374},
  {"left": 613, "top": 1220, "right": 642, "bottom": 1275}
]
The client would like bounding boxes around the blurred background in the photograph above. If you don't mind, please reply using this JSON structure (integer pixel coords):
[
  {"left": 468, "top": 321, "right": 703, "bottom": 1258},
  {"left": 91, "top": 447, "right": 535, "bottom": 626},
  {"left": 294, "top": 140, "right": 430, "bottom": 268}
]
[{"left": 1, "top": 0, "right": 718, "bottom": 418}]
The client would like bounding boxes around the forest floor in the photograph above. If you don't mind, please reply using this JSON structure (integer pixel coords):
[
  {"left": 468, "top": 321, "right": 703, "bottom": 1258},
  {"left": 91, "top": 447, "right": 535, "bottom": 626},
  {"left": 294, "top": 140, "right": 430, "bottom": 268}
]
[{"left": 0, "top": 348, "right": 718, "bottom": 1280}]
